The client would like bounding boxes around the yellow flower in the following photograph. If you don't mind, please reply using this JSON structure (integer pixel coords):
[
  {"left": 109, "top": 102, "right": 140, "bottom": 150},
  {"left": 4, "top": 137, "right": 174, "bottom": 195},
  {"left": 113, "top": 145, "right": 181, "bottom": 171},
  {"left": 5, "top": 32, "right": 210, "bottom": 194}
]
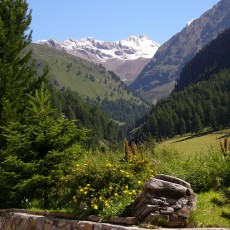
[
  {"left": 93, "top": 204, "right": 98, "bottom": 210},
  {"left": 109, "top": 185, "right": 113, "bottom": 190},
  {"left": 84, "top": 191, "right": 88, "bottom": 195},
  {"left": 104, "top": 200, "right": 110, "bottom": 207},
  {"left": 73, "top": 196, "right": 77, "bottom": 202},
  {"left": 86, "top": 184, "right": 91, "bottom": 187}
]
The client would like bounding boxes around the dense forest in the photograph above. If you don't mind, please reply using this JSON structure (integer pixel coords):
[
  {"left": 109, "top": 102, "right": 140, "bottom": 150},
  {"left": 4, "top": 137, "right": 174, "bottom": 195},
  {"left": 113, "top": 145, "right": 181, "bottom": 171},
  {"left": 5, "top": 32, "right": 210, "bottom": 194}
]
[
  {"left": 134, "top": 28, "right": 230, "bottom": 140},
  {"left": 175, "top": 27, "right": 230, "bottom": 91},
  {"left": 49, "top": 86, "right": 125, "bottom": 146}
]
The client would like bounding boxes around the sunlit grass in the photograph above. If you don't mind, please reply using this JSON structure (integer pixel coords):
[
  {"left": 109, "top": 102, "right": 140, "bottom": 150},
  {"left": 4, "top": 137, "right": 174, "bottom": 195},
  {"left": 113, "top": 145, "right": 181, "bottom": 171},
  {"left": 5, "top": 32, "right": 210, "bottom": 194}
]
[
  {"left": 190, "top": 189, "right": 230, "bottom": 227},
  {"left": 156, "top": 130, "right": 229, "bottom": 156}
]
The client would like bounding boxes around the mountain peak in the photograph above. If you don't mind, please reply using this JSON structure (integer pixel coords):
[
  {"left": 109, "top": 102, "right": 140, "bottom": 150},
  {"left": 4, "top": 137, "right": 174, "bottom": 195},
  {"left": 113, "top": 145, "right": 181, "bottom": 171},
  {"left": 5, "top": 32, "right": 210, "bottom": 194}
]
[{"left": 38, "top": 35, "right": 160, "bottom": 61}]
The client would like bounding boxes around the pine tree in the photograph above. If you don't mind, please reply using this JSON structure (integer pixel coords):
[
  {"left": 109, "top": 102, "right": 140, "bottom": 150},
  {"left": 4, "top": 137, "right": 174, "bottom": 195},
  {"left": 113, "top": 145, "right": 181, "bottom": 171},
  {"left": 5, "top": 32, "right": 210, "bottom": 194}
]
[
  {"left": 0, "top": 0, "right": 47, "bottom": 127},
  {"left": 0, "top": 83, "right": 88, "bottom": 208},
  {"left": 192, "top": 112, "right": 203, "bottom": 134}
]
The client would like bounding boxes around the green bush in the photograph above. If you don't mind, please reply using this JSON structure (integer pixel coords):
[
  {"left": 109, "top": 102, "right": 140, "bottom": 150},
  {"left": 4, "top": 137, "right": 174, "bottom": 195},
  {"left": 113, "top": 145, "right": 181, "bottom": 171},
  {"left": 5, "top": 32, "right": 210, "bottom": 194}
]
[{"left": 59, "top": 151, "right": 155, "bottom": 218}]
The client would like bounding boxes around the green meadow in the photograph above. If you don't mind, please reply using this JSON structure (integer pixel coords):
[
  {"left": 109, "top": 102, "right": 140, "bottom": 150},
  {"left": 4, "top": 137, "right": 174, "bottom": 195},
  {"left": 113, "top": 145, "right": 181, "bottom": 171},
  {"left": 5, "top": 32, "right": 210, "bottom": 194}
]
[
  {"left": 153, "top": 129, "right": 230, "bottom": 227},
  {"left": 157, "top": 129, "right": 230, "bottom": 155}
]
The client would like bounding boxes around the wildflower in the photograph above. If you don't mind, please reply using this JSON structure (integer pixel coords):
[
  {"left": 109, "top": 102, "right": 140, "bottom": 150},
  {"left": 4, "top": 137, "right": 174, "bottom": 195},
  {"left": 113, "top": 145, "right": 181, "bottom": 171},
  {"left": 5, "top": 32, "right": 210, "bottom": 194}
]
[
  {"left": 93, "top": 204, "right": 98, "bottom": 210},
  {"left": 104, "top": 200, "right": 110, "bottom": 207},
  {"left": 73, "top": 196, "right": 77, "bottom": 202}
]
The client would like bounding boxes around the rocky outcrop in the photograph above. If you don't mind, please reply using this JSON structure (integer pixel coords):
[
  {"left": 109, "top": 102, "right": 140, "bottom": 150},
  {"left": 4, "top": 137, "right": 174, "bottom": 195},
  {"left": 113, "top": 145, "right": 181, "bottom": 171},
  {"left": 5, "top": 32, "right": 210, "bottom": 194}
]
[{"left": 123, "top": 174, "right": 197, "bottom": 227}]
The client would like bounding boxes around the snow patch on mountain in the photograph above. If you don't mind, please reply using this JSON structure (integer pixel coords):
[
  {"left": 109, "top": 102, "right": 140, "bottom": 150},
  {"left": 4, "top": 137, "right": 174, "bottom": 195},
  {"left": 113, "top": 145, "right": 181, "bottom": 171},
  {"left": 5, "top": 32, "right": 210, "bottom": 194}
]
[
  {"left": 38, "top": 35, "right": 160, "bottom": 61},
  {"left": 186, "top": 18, "right": 196, "bottom": 27}
]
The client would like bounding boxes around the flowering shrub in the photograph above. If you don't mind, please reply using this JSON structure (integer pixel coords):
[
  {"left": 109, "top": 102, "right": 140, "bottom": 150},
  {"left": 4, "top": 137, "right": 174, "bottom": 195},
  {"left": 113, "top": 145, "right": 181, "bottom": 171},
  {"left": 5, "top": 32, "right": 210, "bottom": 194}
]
[{"left": 59, "top": 151, "right": 155, "bottom": 217}]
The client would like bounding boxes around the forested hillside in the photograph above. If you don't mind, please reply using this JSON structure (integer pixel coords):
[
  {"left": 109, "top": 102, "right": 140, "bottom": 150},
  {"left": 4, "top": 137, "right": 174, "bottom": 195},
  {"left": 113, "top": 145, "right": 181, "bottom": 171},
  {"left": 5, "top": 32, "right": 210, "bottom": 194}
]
[
  {"left": 175, "top": 27, "right": 230, "bottom": 91},
  {"left": 141, "top": 70, "right": 230, "bottom": 139},
  {"left": 49, "top": 85, "right": 125, "bottom": 146},
  {"left": 133, "top": 28, "right": 230, "bottom": 140}
]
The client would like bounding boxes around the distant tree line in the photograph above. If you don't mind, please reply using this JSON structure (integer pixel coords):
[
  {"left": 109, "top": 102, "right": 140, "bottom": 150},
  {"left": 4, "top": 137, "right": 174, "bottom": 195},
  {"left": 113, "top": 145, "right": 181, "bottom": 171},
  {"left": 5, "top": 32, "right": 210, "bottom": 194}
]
[{"left": 136, "top": 69, "right": 230, "bottom": 140}]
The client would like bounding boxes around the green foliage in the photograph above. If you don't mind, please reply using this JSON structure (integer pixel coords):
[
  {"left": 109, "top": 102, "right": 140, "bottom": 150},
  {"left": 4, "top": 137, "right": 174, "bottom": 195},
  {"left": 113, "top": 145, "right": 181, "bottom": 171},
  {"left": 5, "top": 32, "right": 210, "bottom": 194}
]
[
  {"left": 59, "top": 150, "right": 155, "bottom": 218},
  {"left": 48, "top": 85, "right": 125, "bottom": 145},
  {"left": 0, "top": 0, "right": 47, "bottom": 127},
  {"left": 139, "top": 69, "right": 230, "bottom": 140},
  {"left": 175, "top": 27, "right": 230, "bottom": 91},
  {"left": 154, "top": 136, "right": 230, "bottom": 193},
  {"left": 0, "top": 84, "right": 88, "bottom": 209}
]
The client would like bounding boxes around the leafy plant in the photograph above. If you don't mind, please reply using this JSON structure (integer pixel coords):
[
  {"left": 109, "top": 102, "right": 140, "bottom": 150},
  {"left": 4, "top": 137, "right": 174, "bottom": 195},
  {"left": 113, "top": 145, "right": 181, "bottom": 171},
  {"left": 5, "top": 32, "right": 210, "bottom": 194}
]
[
  {"left": 59, "top": 146, "right": 155, "bottom": 218},
  {"left": 0, "top": 83, "right": 88, "bottom": 209}
]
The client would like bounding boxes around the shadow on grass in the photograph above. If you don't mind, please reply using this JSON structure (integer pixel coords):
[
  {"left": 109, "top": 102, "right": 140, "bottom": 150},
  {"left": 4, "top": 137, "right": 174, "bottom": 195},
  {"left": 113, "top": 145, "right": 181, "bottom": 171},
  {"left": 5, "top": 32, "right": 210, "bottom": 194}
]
[{"left": 172, "top": 129, "right": 220, "bottom": 143}]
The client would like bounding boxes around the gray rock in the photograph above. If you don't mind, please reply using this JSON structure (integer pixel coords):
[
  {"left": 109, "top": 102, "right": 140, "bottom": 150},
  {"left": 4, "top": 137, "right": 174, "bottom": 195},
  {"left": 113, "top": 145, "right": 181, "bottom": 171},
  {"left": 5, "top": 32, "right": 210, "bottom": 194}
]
[
  {"left": 155, "top": 174, "right": 192, "bottom": 189},
  {"left": 145, "top": 178, "right": 190, "bottom": 198},
  {"left": 124, "top": 174, "right": 197, "bottom": 227}
]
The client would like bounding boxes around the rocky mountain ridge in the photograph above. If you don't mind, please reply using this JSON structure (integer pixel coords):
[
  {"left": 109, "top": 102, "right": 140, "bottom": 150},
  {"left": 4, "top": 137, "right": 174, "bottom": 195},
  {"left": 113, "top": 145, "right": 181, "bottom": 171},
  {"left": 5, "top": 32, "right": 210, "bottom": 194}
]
[
  {"left": 38, "top": 35, "right": 160, "bottom": 83},
  {"left": 130, "top": 0, "right": 230, "bottom": 103}
]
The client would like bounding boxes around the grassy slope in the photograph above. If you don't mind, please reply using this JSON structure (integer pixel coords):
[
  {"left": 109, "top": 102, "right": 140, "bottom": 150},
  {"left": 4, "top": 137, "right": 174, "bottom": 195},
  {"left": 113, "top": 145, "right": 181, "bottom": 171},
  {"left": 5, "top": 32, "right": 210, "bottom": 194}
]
[
  {"left": 155, "top": 129, "right": 230, "bottom": 227},
  {"left": 26, "top": 43, "right": 147, "bottom": 106},
  {"left": 157, "top": 129, "right": 230, "bottom": 156},
  {"left": 190, "top": 189, "right": 230, "bottom": 227}
]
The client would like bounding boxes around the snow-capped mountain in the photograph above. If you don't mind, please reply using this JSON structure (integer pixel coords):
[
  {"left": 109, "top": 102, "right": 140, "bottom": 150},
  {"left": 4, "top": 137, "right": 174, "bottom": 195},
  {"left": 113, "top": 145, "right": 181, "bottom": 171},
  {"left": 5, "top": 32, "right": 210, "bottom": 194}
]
[
  {"left": 38, "top": 35, "right": 160, "bottom": 83},
  {"left": 38, "top": 35, "right": 159, "bottom": 62}
]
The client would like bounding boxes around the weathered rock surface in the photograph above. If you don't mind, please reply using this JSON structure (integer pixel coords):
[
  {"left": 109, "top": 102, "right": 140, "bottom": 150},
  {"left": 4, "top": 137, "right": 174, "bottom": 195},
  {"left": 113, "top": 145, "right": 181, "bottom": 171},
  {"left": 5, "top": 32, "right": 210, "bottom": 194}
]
[
  {"left": 0, "top": 210, "right": 145, "bottom": 230},
  {"left": 123, "top": 174, "right": 197, "bottom": 227}
]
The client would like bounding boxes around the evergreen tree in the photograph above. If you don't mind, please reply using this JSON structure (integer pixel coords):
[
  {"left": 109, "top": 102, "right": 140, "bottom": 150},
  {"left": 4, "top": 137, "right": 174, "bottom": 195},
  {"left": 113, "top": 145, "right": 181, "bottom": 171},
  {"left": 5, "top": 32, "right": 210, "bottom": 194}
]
[
  {"left": 0, "top": 84, "right": 88, "bottom": 208},
  {"left": 178, "top": 117, "right": 186, "bottom": 135},
  {"left": 192, "top": 112, "right": 203, "bottom": 134},
  {"left": 0, "top": 0, "right": 47, "bottom": 127}
]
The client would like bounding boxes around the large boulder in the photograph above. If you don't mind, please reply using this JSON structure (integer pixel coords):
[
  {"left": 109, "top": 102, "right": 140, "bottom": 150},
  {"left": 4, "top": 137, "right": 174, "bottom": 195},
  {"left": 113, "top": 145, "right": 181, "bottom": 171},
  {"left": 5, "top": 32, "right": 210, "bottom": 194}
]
[{"left": 123, "top": 174, "right": 197, "bottom": 227}]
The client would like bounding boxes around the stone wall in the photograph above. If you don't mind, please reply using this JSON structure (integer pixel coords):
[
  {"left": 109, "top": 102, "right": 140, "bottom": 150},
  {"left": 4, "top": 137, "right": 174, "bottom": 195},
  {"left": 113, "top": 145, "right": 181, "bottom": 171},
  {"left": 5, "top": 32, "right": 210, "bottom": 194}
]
[
  {"left": 0, "top": 209, "right": 144, "bottom": 230},
  {"left": 0, "top": 209, "right": 229, "bottom": 230}
]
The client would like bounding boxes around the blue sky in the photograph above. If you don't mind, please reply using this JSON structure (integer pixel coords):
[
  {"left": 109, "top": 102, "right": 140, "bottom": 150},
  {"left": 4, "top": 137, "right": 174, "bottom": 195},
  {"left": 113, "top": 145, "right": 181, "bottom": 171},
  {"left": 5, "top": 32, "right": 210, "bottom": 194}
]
[{"left": 27, "top": 0, "right": 220, "bottom": 45}]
